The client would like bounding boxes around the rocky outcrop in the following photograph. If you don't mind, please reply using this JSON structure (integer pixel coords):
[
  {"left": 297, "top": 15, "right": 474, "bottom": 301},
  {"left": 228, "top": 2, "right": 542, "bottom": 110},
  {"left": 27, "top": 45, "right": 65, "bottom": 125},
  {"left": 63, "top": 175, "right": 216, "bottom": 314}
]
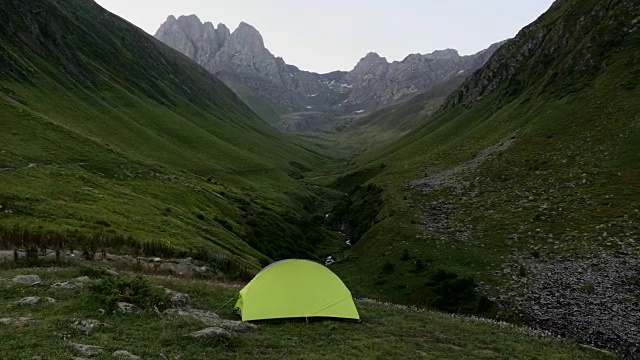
[{"left": 155, "top": 16, "right": 503, "bottom": 130}]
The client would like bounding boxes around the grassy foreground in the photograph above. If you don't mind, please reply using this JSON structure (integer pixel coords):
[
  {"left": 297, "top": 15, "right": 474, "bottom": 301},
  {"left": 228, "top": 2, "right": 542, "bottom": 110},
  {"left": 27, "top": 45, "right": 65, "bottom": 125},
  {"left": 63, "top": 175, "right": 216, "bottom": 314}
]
[{"left": 0, "top": 267, "right": 616, "bottom": 359}]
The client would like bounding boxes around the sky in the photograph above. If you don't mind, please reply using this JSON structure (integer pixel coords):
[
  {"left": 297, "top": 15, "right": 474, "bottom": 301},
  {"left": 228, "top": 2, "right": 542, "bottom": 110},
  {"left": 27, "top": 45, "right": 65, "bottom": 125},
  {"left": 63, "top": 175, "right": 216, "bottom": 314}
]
[{"left": 95, "top": 0, "right": 555, "bottom": 74}]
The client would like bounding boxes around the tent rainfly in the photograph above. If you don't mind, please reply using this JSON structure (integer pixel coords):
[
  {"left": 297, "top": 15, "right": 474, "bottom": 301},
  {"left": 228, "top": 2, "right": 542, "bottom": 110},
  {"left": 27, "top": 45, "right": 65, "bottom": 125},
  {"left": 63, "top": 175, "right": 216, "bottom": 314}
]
[{"left": 234, "top": 259, "right": 360, "bottom": 322}]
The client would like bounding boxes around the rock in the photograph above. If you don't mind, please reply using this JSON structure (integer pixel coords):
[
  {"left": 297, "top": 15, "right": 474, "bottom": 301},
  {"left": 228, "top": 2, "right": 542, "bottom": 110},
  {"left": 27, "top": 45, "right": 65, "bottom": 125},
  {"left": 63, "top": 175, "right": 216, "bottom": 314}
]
[
  {"left": 16, "top": 296, "right": 40, "bottom": 305},
  {"left": 51, "top": 281, "right": 78, "bottom": 289},
  {"left": 165, "top": 289, "right": 191, "bottom": 308},
  {"left": 217, "top": 319, "right": 258, "bottom": 333},
  {"left": 74, "top": 276, "right": 91, "bottom": 283},
  {"left": 12, "top": 275, "right": 41, "bottom": 286},
  {"left": 163, "top": 308, "right": 257, "bottom": 332},
  {"left": 117, "top": 302, "right": 143, "bottom": 314},
  {"left": 32, "top": 356, "right": 42, "bottom": 360},
  {"left": 72, "top": 319, "right": 102, "bottom": 335},
  {"left": 104, "top": 269, "right": 120, "bottom": 277},
  {"left": 164, "top": 308, "right": 219, "bottom": 324},
  {"left": 45, "top": 297, "right": 57, "bottom": 304},
  {"left": 0, "top": 317, "right": 39, "bottom": 326},
  {"left": 153, "top": 257, "right": 162, "bottom": 263},
  {"left": 158, "top": 354, "right": 168, "bottom": 360},
  {"left": 190, "top": 327, "right": 232, "bottom": 339},
  {"left": 113, "top": 350, "right": 142, "bottom": 360},
  {"left": 72, "top": 358, "right": 90, "bottom": 360},
  {"left": 68, "top": 343, "right": 103, "bottom": 356}
]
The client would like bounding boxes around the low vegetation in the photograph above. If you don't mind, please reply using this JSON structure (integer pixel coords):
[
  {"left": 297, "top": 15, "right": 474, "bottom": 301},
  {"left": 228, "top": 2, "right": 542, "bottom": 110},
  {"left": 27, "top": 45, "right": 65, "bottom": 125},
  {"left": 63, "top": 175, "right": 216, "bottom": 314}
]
[{"left": 0, "top": 267, "right": 617, "bottom": 359}]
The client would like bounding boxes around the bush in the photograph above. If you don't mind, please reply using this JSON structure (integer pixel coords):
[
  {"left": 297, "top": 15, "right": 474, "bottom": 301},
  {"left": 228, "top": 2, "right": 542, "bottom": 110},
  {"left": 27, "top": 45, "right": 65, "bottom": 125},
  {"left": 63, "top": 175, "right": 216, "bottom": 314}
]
[
  {"left": 579, "top": 283, "right": 596, "bottom": 295},
  {"left": 401, "top": 249, "right": 411, "bottom": 261},
  {"left": 89, "top": 275, "right": 167, "bottom": 312},
  {"left": 518, "top": 264, "right": 527, "bottom": 277},
  {"left": 420, "top": 269, "right": 496, "bottom": 316},
  {"left": 411, "top": 259, "right": 425, "bottom": 274},
  {"left": 381, "top": 261, "right": 395, "bottom": 275}
]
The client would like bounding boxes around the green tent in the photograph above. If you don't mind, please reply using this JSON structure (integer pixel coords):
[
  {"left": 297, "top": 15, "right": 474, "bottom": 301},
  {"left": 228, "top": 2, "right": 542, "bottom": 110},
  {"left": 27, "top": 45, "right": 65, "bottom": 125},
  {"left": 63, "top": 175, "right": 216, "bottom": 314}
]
[{"left": 235, "top": 259, "right": 360, "bottom": 322}]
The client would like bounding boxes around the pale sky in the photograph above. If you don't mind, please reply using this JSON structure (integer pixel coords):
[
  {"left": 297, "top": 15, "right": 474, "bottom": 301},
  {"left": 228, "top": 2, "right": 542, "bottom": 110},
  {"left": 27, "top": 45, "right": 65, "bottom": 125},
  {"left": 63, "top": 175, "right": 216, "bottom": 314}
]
[{"left": 95, "top": 0, "right": 555, "bottom": 74}]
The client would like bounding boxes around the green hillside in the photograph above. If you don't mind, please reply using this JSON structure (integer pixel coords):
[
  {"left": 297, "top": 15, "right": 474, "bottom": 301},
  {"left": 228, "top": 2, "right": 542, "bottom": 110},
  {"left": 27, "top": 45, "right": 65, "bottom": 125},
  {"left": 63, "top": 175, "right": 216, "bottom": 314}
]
[
  {"left": 326, "top": 0, "right": 639, "bottom": 353},
  {"left": 0, "top": 0, "right": 334, "bottom": 272}
]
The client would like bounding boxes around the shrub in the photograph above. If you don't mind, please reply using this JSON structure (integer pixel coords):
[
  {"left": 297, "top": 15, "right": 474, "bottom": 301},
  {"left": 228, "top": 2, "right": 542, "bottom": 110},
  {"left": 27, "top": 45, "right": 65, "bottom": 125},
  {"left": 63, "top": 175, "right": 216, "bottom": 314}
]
[
  {"left": 196, "top": 214, "right": 206, "bottom": 221},
  {"left": 411, "top": 259, "right": 425, "bottom": 274},
  {"left": 95, "top": 220, "right": 111, "bottom": 227},
  {"left": 89, "top": 275, "right": 167, "bottom": 312},
  {"left": 214, "top": 217, "right": 234, "bottom": 232},
  {"left": 579, "top": 283, "right": 596, "bottom": 295},
  {"left": 518, "top": 264, "right": 527, "bottom": 277},
  {"left": 381, "top": 261, "right": 395, "bottom": 275},
  {"left": 420, "top": 269, "right": 496, "bottom": 316},
  {"left": 401, "top": 249, "right": 411, "bottom": 261}
]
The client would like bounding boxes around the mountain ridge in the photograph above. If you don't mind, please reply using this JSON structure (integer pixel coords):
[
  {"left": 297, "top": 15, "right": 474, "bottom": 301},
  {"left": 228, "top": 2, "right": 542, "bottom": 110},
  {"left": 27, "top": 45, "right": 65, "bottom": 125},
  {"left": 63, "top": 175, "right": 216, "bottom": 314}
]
[{"left": 154, "top": 15, "right": 505, "bottom": 130}]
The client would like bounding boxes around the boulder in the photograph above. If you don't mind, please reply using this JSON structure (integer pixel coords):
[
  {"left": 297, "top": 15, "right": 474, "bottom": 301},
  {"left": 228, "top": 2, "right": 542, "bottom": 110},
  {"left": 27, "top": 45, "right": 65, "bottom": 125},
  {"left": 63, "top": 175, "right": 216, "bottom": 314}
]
[
  {"left": 72, "top": 319, "right": 102, "bottom": 335},
  {"left": 117, "top": 302, "right": 143, "bottom": 314},
  {"left": 217, "top": 319, "right": 258, "bottom": 333},
  {"left": 112, "top": 350, "right": 142, "bottom": 360},
  {"left": 164, "top": 308, "right": 219, "bottom": 323},
  {"left": 0, "top": 317, "right": 39, "bottom": 326},
  {"left": 16, "top": 297, "right": 40, "bottom": 305},
  {"left": 68, "top": 343, "right": 103, "bottom": 356},
  {"left": 51, "top": 281, "right": 78, "bottom": 289},
  {"left": 74, "top": 276, "right": 92, "bottom": 283},
  {"left": 165, "top": 289, "right": 191, "bottom": 308},
  {"left": 190, "top": 327, "right": 232, "bottom": 339},
  {"left": 12, "top": 275, "right": 41, "bottom": 286}
]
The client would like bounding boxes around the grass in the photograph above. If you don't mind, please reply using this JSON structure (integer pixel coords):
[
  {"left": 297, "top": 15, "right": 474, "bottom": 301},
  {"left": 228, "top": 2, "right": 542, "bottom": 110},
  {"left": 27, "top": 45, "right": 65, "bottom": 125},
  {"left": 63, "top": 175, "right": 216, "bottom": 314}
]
[{"left": 0, "top": 267, "right": 617, "bottom": 359}]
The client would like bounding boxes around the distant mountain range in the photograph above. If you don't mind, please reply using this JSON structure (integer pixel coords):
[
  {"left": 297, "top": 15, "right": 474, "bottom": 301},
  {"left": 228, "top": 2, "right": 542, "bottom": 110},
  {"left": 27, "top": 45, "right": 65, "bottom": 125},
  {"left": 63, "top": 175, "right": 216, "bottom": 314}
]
[{"left": 154, "top": 15, "right": 504, "bottom": 131}]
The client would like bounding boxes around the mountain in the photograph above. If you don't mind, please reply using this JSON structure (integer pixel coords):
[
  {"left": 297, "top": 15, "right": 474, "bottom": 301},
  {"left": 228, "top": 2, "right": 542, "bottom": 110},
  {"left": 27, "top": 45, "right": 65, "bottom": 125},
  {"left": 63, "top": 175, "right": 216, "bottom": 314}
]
[
  {"left": 154, "top": 15, "right": 504, "bottom": 130},
  {"left": 327, "top": 0, "right": 640, "bottom": 356},
  {"left": 0, "top": 0, "right": 333, "bottom": 271}
]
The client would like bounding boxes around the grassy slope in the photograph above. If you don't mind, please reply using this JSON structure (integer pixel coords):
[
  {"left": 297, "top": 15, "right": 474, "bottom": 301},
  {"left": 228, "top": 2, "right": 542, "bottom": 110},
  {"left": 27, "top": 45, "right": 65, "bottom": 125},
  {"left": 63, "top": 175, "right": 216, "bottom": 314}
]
[
  {"left": 330, "top": 0, "right": 640, "bottom": 305},
  {"left": 0, "top": 0, "right": 334, "bottom": 270},
  {"left": 0, "top": 267, "right": 616, "bottom": 360}
]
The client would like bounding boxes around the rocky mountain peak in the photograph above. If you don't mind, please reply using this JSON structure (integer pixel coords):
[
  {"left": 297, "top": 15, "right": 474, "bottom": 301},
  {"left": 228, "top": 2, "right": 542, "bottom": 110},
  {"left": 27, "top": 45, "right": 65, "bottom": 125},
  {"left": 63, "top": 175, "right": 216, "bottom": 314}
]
[
  {"left": 228, "top": 21, "right": 266, "bottom": 50},
  {"left": 353, "top": 52, "right": 389, "bottom": 71},
  {"left": 425, "top": 48, "right": 460, "bottom": 59}
]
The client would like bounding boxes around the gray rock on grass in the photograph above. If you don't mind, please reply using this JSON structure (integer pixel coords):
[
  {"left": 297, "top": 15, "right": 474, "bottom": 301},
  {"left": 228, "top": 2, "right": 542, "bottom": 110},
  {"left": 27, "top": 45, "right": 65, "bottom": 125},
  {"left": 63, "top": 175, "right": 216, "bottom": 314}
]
[
  {"left": 68, "top": 343, "right": 103, "bottom": 356},
  {"left": 74, "top": 276, "right": 92, "bottom": 283},
  {"left": 51, "top": 281, "right": 79, "bottom": 289},
  {"left": 117, "top": 302, "right": 143, "bottom": 314},
  {"left": 164, "top": 308, "right": 219, "bottom": 323},
  {"left": 190, "top": 327, "right": 232, "bottom": 339},
  {"left": 12, "top": 275, "right": 41, "bottom": 286},
  {"left": 113, "top": 350, "right": 142, "bottom": 360},
  {"left": 16, "top": 296, "right": 41, "bottom": 305},
  {"left": 72, "top": 319, "right": 102, "bottom": 335},
  {"left": 0, "top": 317, "right": 39, "bottom": 326},
  {"left": 165, "top": 289, "right": 191, "bottom": 308}
]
